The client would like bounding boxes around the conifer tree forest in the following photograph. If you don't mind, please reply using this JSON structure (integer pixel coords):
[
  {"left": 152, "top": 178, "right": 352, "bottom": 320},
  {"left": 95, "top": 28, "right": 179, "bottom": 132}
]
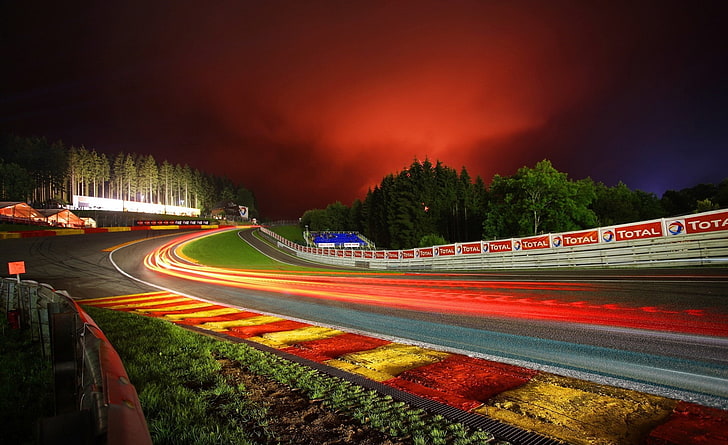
[
  {"left": 3, "top": 133, "right": 725, "bottom": 246},
  {"left": 0, "top": 134, "right": 257, "bottom": 216},
  {"left": 301, "top": 159, "right": 728, "bottom": 250}
]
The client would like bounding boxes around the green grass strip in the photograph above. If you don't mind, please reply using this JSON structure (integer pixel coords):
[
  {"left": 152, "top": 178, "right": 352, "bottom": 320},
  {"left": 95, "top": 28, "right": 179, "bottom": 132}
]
[
  {"left": 0, "top": 319, "right": 54, "bottom": 445},
  {"left": 269, "top": 224, "right": 306, "bottom": 245},
  {"left": 181, "top": 228, "right": 284, "bottom": 269},
  {"left": 181, "top": 228, "right": 338, "bottom": 272},
  {"left": 84, "top": 306, "right": 497, "bottom": 444}
]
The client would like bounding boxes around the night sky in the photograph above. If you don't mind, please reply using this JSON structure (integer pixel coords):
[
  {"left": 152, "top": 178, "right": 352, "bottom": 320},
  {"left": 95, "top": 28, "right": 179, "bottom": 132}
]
[{"left": 2, "top": 1, "right": 726, "bottom": 219}]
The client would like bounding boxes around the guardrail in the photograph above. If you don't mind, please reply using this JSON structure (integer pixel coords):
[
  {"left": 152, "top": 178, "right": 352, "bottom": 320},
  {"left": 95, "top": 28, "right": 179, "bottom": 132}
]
[
  {"left": 0, "top": 278, "right": 151, "bottom": 444},
  {"left": 262, "top": 208, "right": 728, "bottom": 270}
]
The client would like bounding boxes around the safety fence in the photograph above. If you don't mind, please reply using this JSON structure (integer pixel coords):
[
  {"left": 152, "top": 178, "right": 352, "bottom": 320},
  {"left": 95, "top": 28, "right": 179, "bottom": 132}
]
[
  {"left": 263, "top": 208, "right": 728, "bottom": 270},
  {"left": 0, "top": 278, "right": 151, "bottom": 444}
]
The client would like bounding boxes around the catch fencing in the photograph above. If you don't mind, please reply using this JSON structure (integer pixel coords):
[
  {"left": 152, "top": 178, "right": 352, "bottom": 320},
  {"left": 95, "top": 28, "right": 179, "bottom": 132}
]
[
  {"left": 0, "top": 278, "right": 151, "bottom": 444},
  {"left": 263, "top": 209, "right": 728, "bottom": 270}
]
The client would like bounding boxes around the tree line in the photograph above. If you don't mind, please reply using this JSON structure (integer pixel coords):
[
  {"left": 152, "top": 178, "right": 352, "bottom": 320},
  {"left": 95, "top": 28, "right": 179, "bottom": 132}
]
[
  {"left": 301, "top": 158, "right": 728, "bottom": 249},
  {"left": 0, "top": 134, "right": 257, "bottom": 217}
]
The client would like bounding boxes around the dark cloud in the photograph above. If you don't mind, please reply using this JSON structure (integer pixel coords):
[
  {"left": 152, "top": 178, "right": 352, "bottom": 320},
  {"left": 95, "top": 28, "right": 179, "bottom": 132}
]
[{"left": 2, "top": 1, "right": 726, "bottom": 218}]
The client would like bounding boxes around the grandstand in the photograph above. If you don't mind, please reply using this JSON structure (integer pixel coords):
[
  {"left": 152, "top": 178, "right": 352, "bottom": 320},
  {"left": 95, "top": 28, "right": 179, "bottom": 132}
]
[{"left": 307, "top": 231, "right": 373, "bottom": 249}]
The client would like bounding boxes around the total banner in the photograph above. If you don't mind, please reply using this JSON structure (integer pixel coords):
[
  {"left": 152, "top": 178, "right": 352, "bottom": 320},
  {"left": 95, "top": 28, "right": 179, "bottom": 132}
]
[
  {"left": 666, "top": 209, "right": 728, "bottom": 235},
  {"left": 436, "top": 245, "right": 456, "bottom": 256},
  {"left": 487, "top": 239, "right": 513, "bottom": 253},
  {"left": 514, "top": 235, "right": 550, "bottom": 251},
  {"left": 552, "top": 230, "right": 600, "bottom": 248},
  {"left": 457, "top": 242, "right": 483, "bottom": 255},
  {"left": 601, "top": 220, "right": 663, "bottom": 242},
  {"left": 402, "top": 250, "right": 416, "bottom": 259}
]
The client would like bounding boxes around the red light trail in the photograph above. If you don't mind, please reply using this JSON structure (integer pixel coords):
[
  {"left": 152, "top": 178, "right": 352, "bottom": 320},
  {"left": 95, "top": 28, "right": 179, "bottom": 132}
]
[{"left": 144, "top": 233, "right": 728, "bottom": 338}]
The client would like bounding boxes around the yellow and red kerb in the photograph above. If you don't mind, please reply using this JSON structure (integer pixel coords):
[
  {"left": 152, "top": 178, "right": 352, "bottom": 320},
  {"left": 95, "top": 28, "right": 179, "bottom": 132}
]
[{"left": 81, "top": 292, "right": 728, "bottom": 445}]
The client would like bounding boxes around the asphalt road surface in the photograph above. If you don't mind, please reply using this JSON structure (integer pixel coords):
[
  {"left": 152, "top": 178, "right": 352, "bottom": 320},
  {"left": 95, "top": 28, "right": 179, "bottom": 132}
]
[{"left": 2, "top": 228, "right": 727, "bottom": 408}]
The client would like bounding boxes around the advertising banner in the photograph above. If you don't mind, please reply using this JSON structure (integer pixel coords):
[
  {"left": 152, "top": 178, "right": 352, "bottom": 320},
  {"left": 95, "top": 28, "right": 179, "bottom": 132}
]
[
  {"left": 436, "top": 245, "right": 456, "bottom": 256},
  {"left": 364, "top": 251, "right": 374, "bottom": 259},
  {"left": 354, "top": 250, "right": 363, "bottom": 258},
  {"left": 514, "top": 235, "right": 550, "bottom": 251},
  {"left": 375, "top": 251, "right": 385, "bottom": 259},
  {"left": 670, "top": 210, "right": 728, "bottom": 235},
  {"left": 401, "top": 250, "right": 415, "bottom": 259},
  {"left": 553, "top": 230, "right": 599, "bottom": 247},
  {"left": 614, "top": 221, "right": 663, "bottom": 241},
  {"left": 418, "top": 247, "right": 434, "bottom": 258},
  {"left": 457, "top": 242, "right": 482, "bottom": 255},
  {"left": 387, "top": 251, "right": 400, "bottom": 260},
  {"left": 488, "top": 239, "right": 512, "bottom": 253}
]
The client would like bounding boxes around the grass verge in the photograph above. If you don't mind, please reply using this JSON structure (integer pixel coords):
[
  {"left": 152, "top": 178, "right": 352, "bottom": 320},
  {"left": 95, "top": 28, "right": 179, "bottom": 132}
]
[
  {"left": 0, "top": 319, "right": 54, "bottom": 445},
  {"left": 181, "top": 228, "right": 284, "bottom": 269},
  {"left": 83, "top": 306, "right": 499, "bottom": 444},
  {"left": 269, "top": 224, "right": 306, "bottom": 245},
  {"left": 181, "top": 228, "right": 334, "bottom": 272}
]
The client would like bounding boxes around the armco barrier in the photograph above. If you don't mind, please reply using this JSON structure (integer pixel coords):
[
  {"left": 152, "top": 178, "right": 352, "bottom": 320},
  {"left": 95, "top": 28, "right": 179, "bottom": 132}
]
[
  {"left": 262, "top": 209, "right": 728, "bottom": 270},
  {"left": 0, "top": 278, "right": 152, "bottom": 445}
]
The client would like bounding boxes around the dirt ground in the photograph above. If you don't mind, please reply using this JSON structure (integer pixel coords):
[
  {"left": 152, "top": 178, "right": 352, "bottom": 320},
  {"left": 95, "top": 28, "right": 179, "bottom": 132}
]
[{"left": 217, "top": 358, "right": 408, "bottom": 445}]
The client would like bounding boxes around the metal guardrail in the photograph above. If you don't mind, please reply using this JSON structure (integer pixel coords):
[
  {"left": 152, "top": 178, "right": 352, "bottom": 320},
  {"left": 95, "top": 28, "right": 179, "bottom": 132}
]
[
  {"left": 0, "top": 278, "right": 151, "bottom": 445},
  {"left": 262, "top": 209, "right": 728, "bottom": 270}
]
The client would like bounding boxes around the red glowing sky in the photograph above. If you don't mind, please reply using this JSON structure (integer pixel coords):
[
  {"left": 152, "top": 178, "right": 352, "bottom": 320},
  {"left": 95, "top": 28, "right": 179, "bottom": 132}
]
[{"left": 2, "top": 1, "right": 726, "bottom": 218}]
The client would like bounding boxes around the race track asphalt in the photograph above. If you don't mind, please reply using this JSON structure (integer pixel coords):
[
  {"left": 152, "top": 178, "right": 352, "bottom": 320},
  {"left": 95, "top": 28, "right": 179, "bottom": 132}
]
[{"left": 2, "top": 228, "right": 727, "bottom": 407}]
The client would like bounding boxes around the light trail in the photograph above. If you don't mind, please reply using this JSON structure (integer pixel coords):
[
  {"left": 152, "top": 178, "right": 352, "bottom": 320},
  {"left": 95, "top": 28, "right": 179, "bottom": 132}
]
[{"left": 143, "top": 233, "right": 728, "bottom": 338}]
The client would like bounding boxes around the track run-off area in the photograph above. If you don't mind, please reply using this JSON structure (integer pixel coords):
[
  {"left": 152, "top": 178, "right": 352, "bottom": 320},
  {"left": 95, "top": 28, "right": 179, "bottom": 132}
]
[{"left": 2, "top": 226, "right": 728, "bottom": 444}]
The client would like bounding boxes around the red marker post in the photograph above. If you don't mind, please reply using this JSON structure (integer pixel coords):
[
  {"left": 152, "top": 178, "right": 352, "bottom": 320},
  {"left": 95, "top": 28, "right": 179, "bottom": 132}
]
[{"left": 8, "top": 261, "right": 25, "bottom": 283}]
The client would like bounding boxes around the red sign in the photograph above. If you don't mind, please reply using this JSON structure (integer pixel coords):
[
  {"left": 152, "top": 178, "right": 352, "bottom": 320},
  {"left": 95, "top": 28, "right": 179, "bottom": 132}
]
[
  {"left": 684, "top": 210, "right": 728, "bottom": 234},
  {"left": 354, "top": 251, "right": 363, "bottom": 258},
  {"left": 375, "top": 251, "right": 385, "bottom": 259},
  {"left": 402, "top": 250, "right": 415, "bottom": 259},
  {"left": 364, "top": 251, "right": 374, "bottom": 259},
  {"left": 488, "top": 240, "right": 512, "bottom": 253},
  {"left": 436, "top": 245, "right": 456, "bottom": 256},
  {"left": 344, "top": 250, "right": 353, "bottom": 257},
  {"left": 615, "top": 221, "right": 663, "bottom": 241},
  {"left": 386, "top": 251, "right": 399, "bottom": 259},
  {"left": 518, "top": 235, "right": 551, "bottom": 250},
  {"left": 8, "top": 261, "right": 25, "bottom": 275},
  {"left": 459, "top": 242, "right": 482, "bottom": 255},
  {"left": 418, "top": 248, "right": 434, "bottom": 258},
  {"left": 562, "top": 230, "right": 599, "bottom": 247}
]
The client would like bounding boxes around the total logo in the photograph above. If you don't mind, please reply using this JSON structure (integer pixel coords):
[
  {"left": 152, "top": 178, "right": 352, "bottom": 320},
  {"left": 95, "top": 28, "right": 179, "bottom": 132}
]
[
  {"left": 456, "top": 244, "right": 462, "bottom": 254},
  {"left": 482, "top": 244, "right": 489, "bottom": 253},
  {"left": 668, "top": 220, "right": 685, "bottom": 235},
  {"left": 552, "top": 236, "right": 562, "bottom": 248},
  {"left": 513, "top": 240, "right": 522, "bottom": 251},
  {"left": 602, "top": 229, "right": 615, "bottom": 242}
]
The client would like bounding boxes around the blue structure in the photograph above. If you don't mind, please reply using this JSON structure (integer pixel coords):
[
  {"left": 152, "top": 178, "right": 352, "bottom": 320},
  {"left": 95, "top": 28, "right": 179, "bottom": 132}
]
[{"left": 311, "top": 231, "right": 367, "bottom": 248}]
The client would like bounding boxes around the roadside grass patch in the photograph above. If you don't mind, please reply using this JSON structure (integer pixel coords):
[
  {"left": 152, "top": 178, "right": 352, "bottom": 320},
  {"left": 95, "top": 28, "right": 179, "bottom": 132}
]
[
  {"left": 270, "top": 224, "right": 306, "bottom": 245},
  {"left": 181, "top": 228, "right": 334, "bottom": 272},
  {"left": 84, "top": 306, "right": 497, "bottom": 444},
  {"left": 181, "top": 229, "right": 283, "bottom": 269}
]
